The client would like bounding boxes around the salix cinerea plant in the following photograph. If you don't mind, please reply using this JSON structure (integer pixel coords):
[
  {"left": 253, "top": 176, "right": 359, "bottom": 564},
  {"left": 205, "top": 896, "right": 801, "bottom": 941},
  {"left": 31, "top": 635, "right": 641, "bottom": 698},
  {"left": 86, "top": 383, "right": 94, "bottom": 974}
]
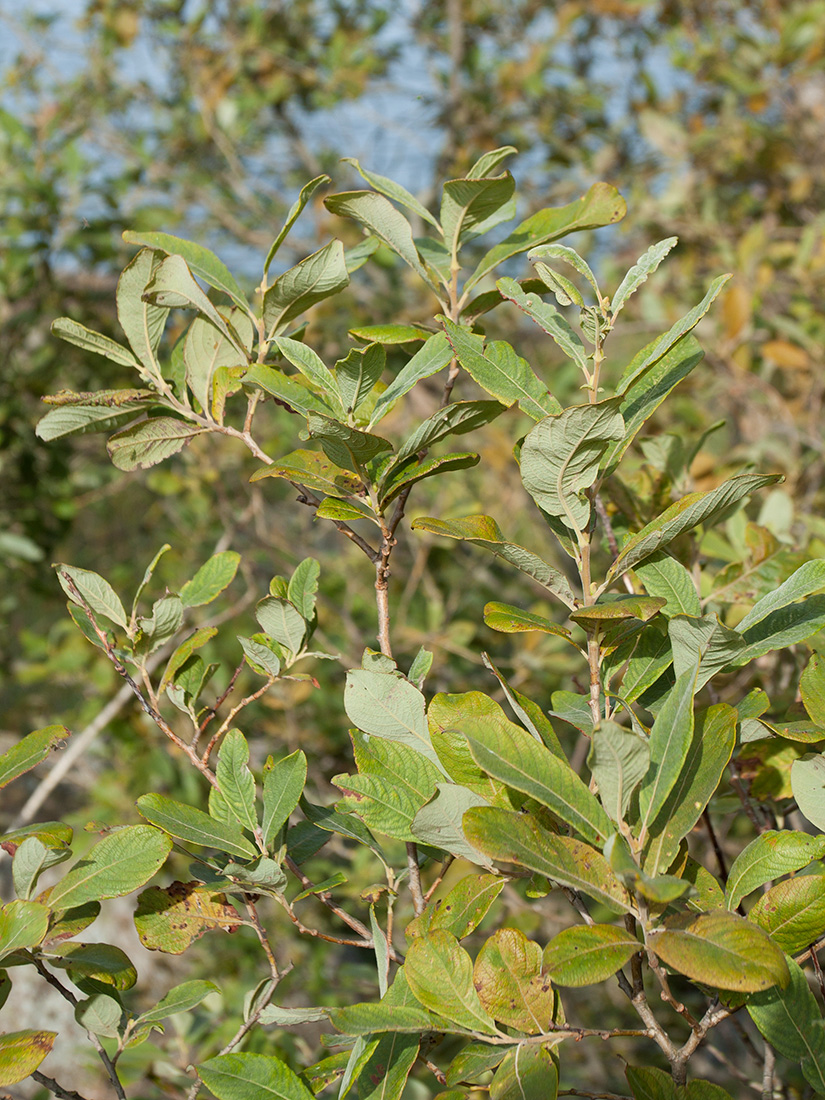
[{"left": 3, "top": 148, "right": 825, "bottom": 1099}]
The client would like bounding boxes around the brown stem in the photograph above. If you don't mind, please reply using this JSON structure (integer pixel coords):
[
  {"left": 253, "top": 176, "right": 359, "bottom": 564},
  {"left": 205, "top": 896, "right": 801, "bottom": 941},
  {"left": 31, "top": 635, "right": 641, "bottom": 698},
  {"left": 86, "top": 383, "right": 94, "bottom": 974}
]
[
  {"left": 424, "top": 856, "right": 455, "bottom": 902},
  {"left": 200, "top": 677, "right": 275, "bottom": 766},
  {"left": 406, "top": 843, "right": 425, "bottom": 916},
  {"left": 195, "top": 658, "right": 246, "bottom": 741},
  {"left": 703, "top": 809, "right": 729, "bottom": 880},
  {"left": 31, "top": 1074, "right": 89, "bottom": 1100},
  {"left": 32, "top": 958, "right": 127, "bottom": 1100},
  {"left": 284, "top": 855, "right": 395, "bottom": 957},
  {"left": 762, "top": 1042, "right": 776, "bottom": 1100}
]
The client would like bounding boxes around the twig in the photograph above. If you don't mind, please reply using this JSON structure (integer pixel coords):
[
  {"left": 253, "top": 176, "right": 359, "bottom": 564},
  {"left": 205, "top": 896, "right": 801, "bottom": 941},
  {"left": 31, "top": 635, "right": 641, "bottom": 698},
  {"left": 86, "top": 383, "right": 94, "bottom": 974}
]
[
  {"left": 31, "top": 1074, "right": 89, "bottom": 1100},
  {"left": 702, "top": 809, "right": 729, "bottom": 880},
  {"left": 195, "top": 658, "right": 246, "bottom": 741},
  {"left": 762, "top": 1042, "right": 776, "bottom": 1100},
  {"left": 283, "top": 855, "right": 396, "bottom": 958},
  {"left": 559, "top": 1092, "right": 632, "bottom": 1100},
  {"left": 31, "top": 959, "right": 127, "bottom": 1100},
  {"left": 200, "top": 677, "right": 275, "bottom": 765},
  {"left": 57, "top": 573, "right": 218, "bottom": 789},
  {"left": 424, "top": 856, "right": 454, "bottom": 902},
  {"left": 406, "top": 843, "right": 425, "bottom": 916}
]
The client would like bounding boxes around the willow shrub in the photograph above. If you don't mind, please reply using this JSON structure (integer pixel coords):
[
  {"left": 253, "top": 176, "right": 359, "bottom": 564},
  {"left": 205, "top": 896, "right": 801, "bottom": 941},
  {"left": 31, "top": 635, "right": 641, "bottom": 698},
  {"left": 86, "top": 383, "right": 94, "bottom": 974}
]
[{"left": 4, "top": 148, "right": 825, "bottom": 1098}]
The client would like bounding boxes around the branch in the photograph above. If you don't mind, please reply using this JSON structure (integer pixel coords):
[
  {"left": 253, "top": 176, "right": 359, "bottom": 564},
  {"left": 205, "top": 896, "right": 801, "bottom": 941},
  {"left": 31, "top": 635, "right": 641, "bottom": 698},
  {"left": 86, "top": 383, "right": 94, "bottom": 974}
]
[
  {"left": 57, "top": 572, "right": 218, "bottom": 789},
  {"left": 31, "top": 1074, "right": 90, "bottom": 1100}
]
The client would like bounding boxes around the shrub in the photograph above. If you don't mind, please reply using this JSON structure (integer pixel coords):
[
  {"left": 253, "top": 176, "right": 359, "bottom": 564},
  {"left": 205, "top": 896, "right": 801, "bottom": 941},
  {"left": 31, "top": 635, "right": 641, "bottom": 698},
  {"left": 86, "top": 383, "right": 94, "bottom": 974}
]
[{"left": 4, "top": 149, "right": 825, "bottom": 1099}]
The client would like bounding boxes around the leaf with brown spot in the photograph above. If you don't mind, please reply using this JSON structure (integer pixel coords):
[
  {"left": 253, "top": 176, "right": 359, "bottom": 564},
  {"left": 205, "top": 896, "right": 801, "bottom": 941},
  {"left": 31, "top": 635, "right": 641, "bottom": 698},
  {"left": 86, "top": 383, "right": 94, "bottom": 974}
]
[
  {"left": 134, "top": 881, "right": 240, "bottom": 954},
  {"left": 474, "top": 927, "right": 562, "bottom": 1033}
]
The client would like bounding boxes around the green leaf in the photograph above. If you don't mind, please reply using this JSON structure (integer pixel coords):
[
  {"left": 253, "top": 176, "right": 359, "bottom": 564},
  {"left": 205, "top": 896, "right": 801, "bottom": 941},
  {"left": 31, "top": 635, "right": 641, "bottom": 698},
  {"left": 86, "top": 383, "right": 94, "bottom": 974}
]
[
  {"left": 344, "top": 157, "right": 439, "bottom": 228},
  {"left": 542, "top": 924, "right": 640, "bottom": 986},
  {"left": 802, "top": 653, "right": 825, "bottom": 726},
  {"left": 791, "top": 753, "right": 825, "bottom": 831},
  {"left": 362, "top": 333, "right": 452, "bottom": 427},
  {"left": 749, "top": 873, "right": 825, "bottom": 954},
  {"left": 732, "top": 560, "right": 825, "bottom": 662},
  {"left": 0, "top": 901, "right": 50, "bottom": 962},
  {"left": 483, "top": 602, "right": 572, "bottom": 639},
  {"left": 669, "top": 614, "right": 745, "bottom": 692},
  {"left": 334, "top": 732, "right": 440, "bottom": 843},
  {"left": 618, "top": 274, "right": 732, "bottom": 394},
  {"left": 262, "top": 751, "right": 306, "bottom": 847},
  {"left": 748, "top": 956, "right": 825, "bottom": 1068},
  {"left": 345, "top": 670, "right": 440, "bottom": 769},
  {"left": 325, "top": 191, "right": 438, "bottom": 293},
  {"left": 481, "top": 657, "right": 566, "bottom": 758},
  {"left": 123, "top": 230, "right": 248, "bottom": 312},
  {"left": 604, "top": 619, "right": 673, "bottom": 704},
  {"left": 286, "top": 558, "right": 320, "bottom": 622},
  {"left": 36, "top": 400, "right": 155, "bottom": 442},
  {"left": 626, "top": 1066, "right": 677, "bottom": 1100},
  {"left": 107, "top": 416, "right": 203, "bottom": 471},
  {"left": 465, "top": 717, "right": 612, "bottom": 845},
  {"left": 331, "top": 1001, "right": 435, "bottom": 1036},
  {"left": 334, "top": 343, "right": 385, "bottom": 416},
  {"left": 588, "top": 721, "right": 649, "bottom": 823},
  {"left": 529, "top": 242, "right": 601, "bottom": 299},
  {"left": 380, "top": 452, "right": 480, "bottom": 507},
  {"left": 116, "top": 248, "right": 169, "bottom": 374},
  {"left": 634, "top": 553, "right": 701, "bottom": 617},
  {"left": 412, "top": 785, "right": 494, "bottom": 868},
  {"left": 263, "top": 174, "right": 331, "bottom": 274},
  {"left": 465, "top": 183, "right": 626, "bottom": 292},
  {"left": 571, "top": 594, "right": 666, "bottom": 628},
  {"left": 726, "top": 830, "right": 825, "bottom": 911},
  {"left": 441, "top": 173, "right": 516, "bottom": 257},
  {"left": 56, "top": 564, "right": 127, "bottom": 628},
  {"left": 520, "top": 399, "right": 625, "bottom": 533},
  {"left": 441, "top": 321, "right": 561, "bottom": 422},
  {"left": 490, "top": 1046, "right": 558, "bottom": 1100},
  {"left": 0, "top": 821, "right": 72, "bottom": 856},
  {"left": 0, "top": 1031, "right": 57, "bottom": 1087},
  {"left": 179, "top": 551, "right": 240, "bottom": 608},
  {"left": 135, "top": 980, "right": 219, "bottom": 1027},
  {"left": 422, "top": 874, "right": 505, "bottom": 941},
  {"left": 610, "top": 237, "right": 678, "bottom": 316},
  {"left": 496, "top": 278, "right": 588, "bottom": 371},
  {"left": 473, "top": 927, "right": 558, "bottom": 1033},
  {"left": 51, "top": 318, "right": 140, "bottom": 367},
  {"left": 464, "top": 808, "right": 633, "bottom": 914},
  {"left": 394, "top": 399, "right": 504, "bottom": 465},
  {"left": 607, "top": 474, "right": 781, "bottom": 581},
  {"left": 256, "top": 596, "right": 306, "bottom": 655},
  {"left": 638, "top": 666, "right": 697, "bottom": 837},
  {"left": 136, "top": 794, "right": 257, "bottom": 860},
  {"left": 445, "top": 1044, "right": 506, "bottom": 1087},
  {"left": 250, "top": 448, "right": 363, "bottom": 497},
  {"left": 411, "top": 514, "right": 575, "bottom": 609},
  {"left": 48, "top": 826, "right": 172, "bottom": 909},
  {"left": 406, "top": 930, "right": 498, "bottom": 1035},
  {"left": 350, "top": 323, "right": 430, "bottom": 345},
  {"left": 215, "top": 729, "right": 258, "bottom": 835},
  {"left": 12, "top": 836, "right": 70, "bottom": 900},
  {"left": 198, "top": 1052, "right": 316, "bottom": 1100},
  {"left": 243, "top": 365, "right": 340, "bottom": 417},
  {"left": 272, "top": 336, "right": 341, "bottom": 404},
  {"left": 161, "top": 627, "right": 218, "bottom": 690},
  {"left": 350, "top": 1026, "right": 419, "bottom": 1100},
  {"left": 643, "top": 704, "right": 736, "bottom": 876},
  {"left": 238, "top": 636, "right": 281, "bottom": 679},
  {"left": 46, "top": 941, "right": 137, "bottom": 990},
  {"left": 142, "top": 254, "right": 239, "bottom": 346},
  {"left": 603, "top": 335, "right": 705, "bottom": 474},
  {"left": 305, "top": 413, "right": 392, "bottom": 473},
  {"left": 0, "top": 726, "right": 69, "bottom": 790},
  {"left": 467, "top": 146, "right": 518, "bottom": 178},
  {"left": 649, "top": 911, "right": 789, "bottom": 992},
  {"left": 75, "top": 993, "right": 123, "bottom": 1039},
  {"left": 183, "top": 311, "right": 251, "bottom": 414},
  {"left": 428, "top": 693, "right": 522, "bottom": 807}
]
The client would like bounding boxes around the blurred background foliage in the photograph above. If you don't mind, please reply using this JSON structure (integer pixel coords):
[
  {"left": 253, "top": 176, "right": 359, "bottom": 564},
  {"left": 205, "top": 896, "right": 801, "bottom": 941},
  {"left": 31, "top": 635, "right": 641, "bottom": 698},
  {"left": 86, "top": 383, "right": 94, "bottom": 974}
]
[{"left": 2, "top": 1, "right": 825, "bottom": 1084}]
